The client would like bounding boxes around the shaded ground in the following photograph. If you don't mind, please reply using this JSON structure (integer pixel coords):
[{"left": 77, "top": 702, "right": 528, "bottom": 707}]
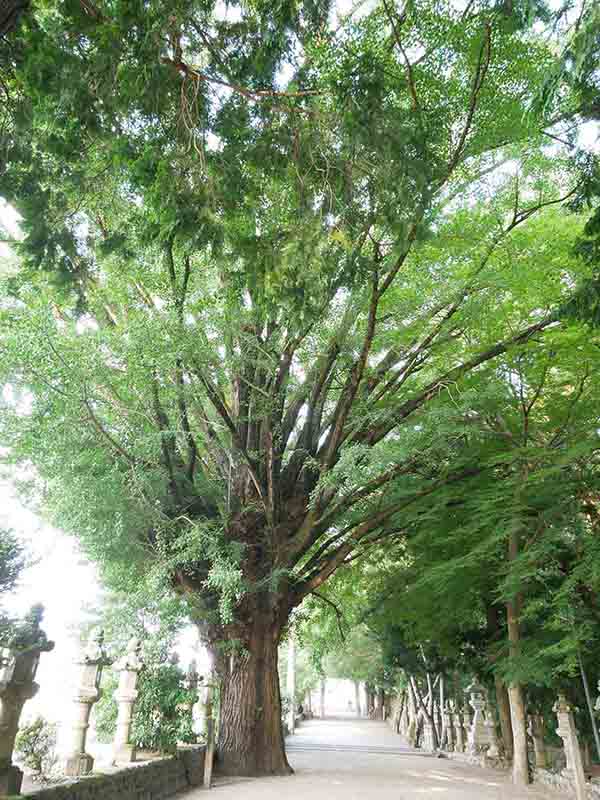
[{"left": 187, "top": 717, "right": 552, "bottom": 799}]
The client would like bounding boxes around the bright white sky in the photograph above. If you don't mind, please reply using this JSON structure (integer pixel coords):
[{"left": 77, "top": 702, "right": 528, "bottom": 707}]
[
  {"left": 1, "top": 482, "right": 102, "bottom": 728},
  {"left": 1, "top": 479, "right": 202, "bottom": 740}
]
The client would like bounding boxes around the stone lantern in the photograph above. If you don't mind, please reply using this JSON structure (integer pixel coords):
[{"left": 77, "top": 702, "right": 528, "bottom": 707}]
[
  {"left": 482, "top": 693, "right": 499, "bottom": 758},
  {"left": 528, "top": 713, "right": 548, "bottom": 769},
  {"left": 65, "top": 629, "right": 112, "bottom": 777},
  {"left": 112, "top": 637, "right": 143, "bottom": 765},
  {"left": 553, "top": 694, "right": 587, "bottom": 800},
  {"left": 182, "top": 660, "right": 201, "bottom": 742},
  {"left": 443, "top": 701, "right": 455, "bottom": 752},
  {"left": 0, "top": 605, "right": 54, "bottom": 797},
  {"left": 465, "top": 678, "right": 488, "bottom": 754},
  {"left": 454, "top": 703, "right": 466, "bottom": 753}
]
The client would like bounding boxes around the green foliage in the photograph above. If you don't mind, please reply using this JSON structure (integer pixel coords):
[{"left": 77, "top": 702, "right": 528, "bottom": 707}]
[
  {"left": 0, "top": 527, "right": 26, "bottom": 597},
  {"left": 95, "top": 659, "right": 196, "bottom": 754},
  {"left": 318, "top": 330, "right": 600, "bottom": 693},
  {"left": 85, "top": 590, "right": 196, "bottom": 753},
  {"left": 14, "top": 717, "right": 58, "bottom": 784},
  {"left": 279, "top": 640, "right": 321, "bottom": 703},
  {"left": 0, "top": 0, "right": 597, "bottom": 665},
  {"left": 0, "top": 529, "right": 28, "bottom": 644}
]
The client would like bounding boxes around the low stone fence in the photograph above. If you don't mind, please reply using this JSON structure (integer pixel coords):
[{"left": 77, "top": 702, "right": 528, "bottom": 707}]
[
  {"left": 1, "top": 611, "right": 211, "bottom": 798},
  {"left": 18, "top": 746, "right": 205, "bottom": 800},
  {"left": 535, "top": 768, "right": 600, "bottom": 800},
  {"left": 388, "top": 680, "right": 600, "bottom": 800}
]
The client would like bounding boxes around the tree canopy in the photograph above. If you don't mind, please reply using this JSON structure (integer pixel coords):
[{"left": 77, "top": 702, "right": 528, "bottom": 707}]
[{"left": 1, "top": 0, "right": 599, "bottom": 776}]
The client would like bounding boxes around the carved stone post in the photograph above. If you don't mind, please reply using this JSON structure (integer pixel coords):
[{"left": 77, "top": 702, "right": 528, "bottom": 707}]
[
  {"left": 0, "top": 605, "right": 54, "bottom": 797},
  {"left": 443, "top": 701, "right": 455, "bottom": 752},
  {"left": 483, "top": 694, "right": 499, "bottom": 758},
  {"left": 422, "top": 712, "right": 437, "bottom": 752},
  {"left": 65, "top": 629, "right": 111, "bottom": 776},
  {"left": 454, "top": 706, "right": 466, "bottom": 753},
  {"left": 528, "top": 714, "right": 547, "bottom": 769},
  {"left": 112, "top": 637, "right": 143, "bottom": 765},
  {"left": 466, "top": 679, "right": 488, "bottom": 754},
  {"left": 181, "top": 660, "right": 200, "bottom": 743},
  {"left": 554, "top": 694, "right": 587, "bottom": 800}
]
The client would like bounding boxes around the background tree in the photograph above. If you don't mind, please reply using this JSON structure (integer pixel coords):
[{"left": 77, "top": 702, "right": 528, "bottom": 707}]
[
  {"left": 0, "top": 527, "right": 27, "bottom": 644},
  {"left": 0, "top": 0, "right": 596, "bottom": 777},
  {"left": 343, "top": 326, "right": 600, "bottom": 778},
  {"left": 95, "top": 659, "right": 196, "bottom": 754},
  {"left": 14, "top": 716, "right": 59, "bottom": 785},
  {"left": 81, "top": 591, "right": 197, "bottom": 754},
  {"left": 278, "top": 639, "right": 321, "bottom": 715}
]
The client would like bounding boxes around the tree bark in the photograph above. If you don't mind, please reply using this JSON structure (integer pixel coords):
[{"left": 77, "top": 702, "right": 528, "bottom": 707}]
[
  {"left": 506, "top": 519, "right": 529, "bottom": 785},
  {"left": 494, "top": 674, "right": 514, "bottom": 761},
  {"left": 507, "top": 679, "right": 529, "bottom": 785},
  {"left": 216, "top": 620, "right": 292, "bottom": 776}
]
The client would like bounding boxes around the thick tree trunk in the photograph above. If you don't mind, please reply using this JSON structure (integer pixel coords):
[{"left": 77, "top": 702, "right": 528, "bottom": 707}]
[
  {"left": 494, "top": 675, "right": 514, "bottom": 761},
  {"left": 216, "top": 621, "right": 291, "bottom": 776}
]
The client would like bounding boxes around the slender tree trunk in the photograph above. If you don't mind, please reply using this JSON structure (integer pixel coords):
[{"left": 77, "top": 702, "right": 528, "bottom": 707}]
[
  {"left": 507, "top": 679, "right": 529, "bottom": 784},
  {"left": 374, "top": 687, "right": 385, "bottom": 720},
  {"left": 485, "top": 603, "right": 514, "bottom": 761},
  {"left": 507, "top": 527, "right": 529, "bottom": 785},
  {"left": 439, "top": 674, "right": 445, "bottom": 747},
  {"left": 578, "top": 652, "right": 600, "bottom": 761},
  {"left": 319, "top": 678, "right": 326, "bottom": 718},
  {"left": 354, "top": 680, "right": 362, "bottom": 717},
  {"left": 286, "top": 632, "right": 296, "bottom": 735},
  {"left": 494, "top": 674, "right": 514, "bottom": 761},
  {"left": 216, "top": 619, "right": 292, "bottom": 776}
]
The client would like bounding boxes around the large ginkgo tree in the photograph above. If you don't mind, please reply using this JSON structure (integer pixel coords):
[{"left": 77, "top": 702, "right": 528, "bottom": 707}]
[{"left": 0, "top": 0, "right": 596, "bottom": 777}]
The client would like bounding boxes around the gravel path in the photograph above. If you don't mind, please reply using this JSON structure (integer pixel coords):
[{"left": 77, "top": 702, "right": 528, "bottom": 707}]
[{"left": 186, "top": 716, "right": 555, "bottom": 800}]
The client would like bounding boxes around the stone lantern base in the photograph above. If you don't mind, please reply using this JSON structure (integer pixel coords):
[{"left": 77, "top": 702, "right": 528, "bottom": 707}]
[
  {"left": 0, "top": 763, "right": 24, "bottom": 796},
  {"left": 65, "top": 752, "right": 94, "bottom": 777}
]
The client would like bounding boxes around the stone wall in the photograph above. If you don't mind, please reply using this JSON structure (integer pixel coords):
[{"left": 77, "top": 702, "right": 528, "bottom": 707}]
[{"left": 17, "top": 746, "right": 205, "bottom": 800}]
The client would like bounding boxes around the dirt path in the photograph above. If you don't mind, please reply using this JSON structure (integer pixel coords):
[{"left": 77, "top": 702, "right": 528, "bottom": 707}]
[{"left": 186, "top": 717, "right": 553, "bottom": 800}]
